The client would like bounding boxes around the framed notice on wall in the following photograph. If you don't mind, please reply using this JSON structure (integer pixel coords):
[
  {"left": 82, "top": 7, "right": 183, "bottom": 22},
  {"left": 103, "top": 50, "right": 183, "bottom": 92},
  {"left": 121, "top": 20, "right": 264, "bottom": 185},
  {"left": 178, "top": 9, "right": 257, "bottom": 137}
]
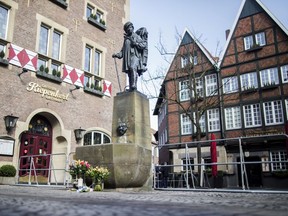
[{"left": 0, "top": 139, "right": 15, "bottom": 156}]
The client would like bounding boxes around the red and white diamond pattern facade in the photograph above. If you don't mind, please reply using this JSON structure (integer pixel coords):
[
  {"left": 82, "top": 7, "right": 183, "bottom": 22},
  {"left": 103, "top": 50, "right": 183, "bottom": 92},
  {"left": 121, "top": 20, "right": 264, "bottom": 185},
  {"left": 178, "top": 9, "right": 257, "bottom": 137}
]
[
  {"left": 8, "top": 44, "right": 38, "bottom": 71},
  {"left": 7, "top": 43, "right": 111, "bottom": 96},
  {"left": 62, "top": 64, "right": 84, "bottom": 87},
  {"left": 103, "top": 80, "right": 112, "bottom": 97}
]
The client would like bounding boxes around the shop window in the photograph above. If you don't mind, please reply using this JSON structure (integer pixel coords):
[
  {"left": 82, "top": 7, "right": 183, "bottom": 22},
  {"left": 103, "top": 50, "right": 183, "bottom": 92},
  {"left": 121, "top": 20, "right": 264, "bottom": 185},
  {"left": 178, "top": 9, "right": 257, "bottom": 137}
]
[
  {"left": 182, "top": 157, "right": 194, "bottom": 171},
  {"left": 270, "top": 151, "right": 287, "bottom": 171},
  {"left": 203, "top": 158, "right": 212, "bottom": 170},
  {"left": 83, "top": 131, "right": 111, "bottom": 146}
]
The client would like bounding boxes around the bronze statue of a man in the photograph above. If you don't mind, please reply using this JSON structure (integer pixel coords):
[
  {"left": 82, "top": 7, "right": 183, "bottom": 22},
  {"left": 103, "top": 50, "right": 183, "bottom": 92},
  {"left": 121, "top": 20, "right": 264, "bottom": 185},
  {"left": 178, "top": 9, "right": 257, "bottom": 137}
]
[{"left": 112, "top": 22, "right": 148, "bottom": 91}]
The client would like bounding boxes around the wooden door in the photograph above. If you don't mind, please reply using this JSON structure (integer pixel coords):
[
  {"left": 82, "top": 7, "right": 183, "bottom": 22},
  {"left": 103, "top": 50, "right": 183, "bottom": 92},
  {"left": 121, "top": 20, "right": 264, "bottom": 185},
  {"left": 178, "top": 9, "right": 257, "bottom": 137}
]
[{"left": 19, "top": 116, "right": 52, "bottom": 182}]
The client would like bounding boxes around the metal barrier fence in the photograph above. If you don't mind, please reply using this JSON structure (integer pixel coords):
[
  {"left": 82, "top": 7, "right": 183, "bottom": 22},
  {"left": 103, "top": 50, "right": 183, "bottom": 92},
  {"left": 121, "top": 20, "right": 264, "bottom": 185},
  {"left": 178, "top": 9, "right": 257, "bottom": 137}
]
[
  {"left": 153, "top": 134, "right": 288, "bottom": 191},
  {"left": 17, "top": 152, "right": 69, "bottom": 186}
]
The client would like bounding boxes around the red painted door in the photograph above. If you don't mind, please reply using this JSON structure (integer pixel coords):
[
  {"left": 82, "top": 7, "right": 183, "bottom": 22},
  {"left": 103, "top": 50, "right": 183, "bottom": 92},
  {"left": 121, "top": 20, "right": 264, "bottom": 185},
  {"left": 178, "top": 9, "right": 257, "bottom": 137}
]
[{"left": 19, "top": 116, "right": 52, "bottom": 179}]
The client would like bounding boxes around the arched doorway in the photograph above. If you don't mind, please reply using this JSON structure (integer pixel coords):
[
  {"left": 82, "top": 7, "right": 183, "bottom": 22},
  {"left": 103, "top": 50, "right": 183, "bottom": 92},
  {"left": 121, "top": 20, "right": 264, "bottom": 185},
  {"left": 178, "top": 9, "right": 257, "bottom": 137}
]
[{"left": 19, "top": 115, "right": 52, "bottom": 183}]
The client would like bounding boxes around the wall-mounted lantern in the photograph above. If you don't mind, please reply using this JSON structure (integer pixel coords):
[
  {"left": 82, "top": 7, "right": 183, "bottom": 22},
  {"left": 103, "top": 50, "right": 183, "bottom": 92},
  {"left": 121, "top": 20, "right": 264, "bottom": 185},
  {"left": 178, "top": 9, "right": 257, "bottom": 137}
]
[
  {"left": 4, "top": 115, "right": 19, "bottom": 133},
  {"left": 18, "top": 68, "right": 28, "bottom": 77},
  {"left": 74, "top": 128, "right": 86, "bottom": 142}
]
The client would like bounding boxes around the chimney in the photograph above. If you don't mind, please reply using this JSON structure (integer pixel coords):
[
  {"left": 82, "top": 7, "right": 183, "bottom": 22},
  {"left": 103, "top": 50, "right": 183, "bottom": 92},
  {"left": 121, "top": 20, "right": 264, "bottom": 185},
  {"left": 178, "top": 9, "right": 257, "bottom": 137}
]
[{"left": 225, "top": 29, "right": 230, "bottom": 40}]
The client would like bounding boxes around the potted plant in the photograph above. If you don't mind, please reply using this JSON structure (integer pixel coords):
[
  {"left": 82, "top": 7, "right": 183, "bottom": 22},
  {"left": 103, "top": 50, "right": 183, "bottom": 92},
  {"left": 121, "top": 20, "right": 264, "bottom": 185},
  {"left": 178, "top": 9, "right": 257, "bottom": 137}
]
[
  {"left": 87, "top": 14, "right": 107, "bottom": 31},
  {"left": 87, "top": 166, "right": 110, "bottom": 191},
  {"left": 44, "top": 67, "right": 49, "bottom": 74},
  {"left": 69, "top": 160, "right": 91, "bottom": 189},
  {"left": 0, "top": 50, "right": 9, "bottom": 66},
  {"left": 36, "top": 66, "right": 62, "bottom": 83},
  {"left": 39, "top": 65, "right": 45, "bottom": 72},
  {"left": 50, "top": 0, "right": 68, "bottom": 9},
  {"left": 52, "top": 69, "right": 57, "bottom": 76},
  {"left": 0, "top": 164, "right": 17, "bottom": 185}
]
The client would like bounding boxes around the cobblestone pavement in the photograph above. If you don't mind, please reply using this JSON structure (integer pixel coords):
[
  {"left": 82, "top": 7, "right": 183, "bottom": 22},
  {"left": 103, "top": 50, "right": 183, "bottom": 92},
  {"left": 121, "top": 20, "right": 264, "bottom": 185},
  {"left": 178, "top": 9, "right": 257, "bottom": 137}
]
[{"left": 0, "top": 185, "right": 288, "bottom": 216}]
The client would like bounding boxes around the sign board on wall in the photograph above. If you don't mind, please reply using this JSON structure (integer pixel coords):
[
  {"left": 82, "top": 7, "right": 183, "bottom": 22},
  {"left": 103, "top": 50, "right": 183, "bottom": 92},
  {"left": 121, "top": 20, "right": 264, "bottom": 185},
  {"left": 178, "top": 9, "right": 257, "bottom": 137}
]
[{"left": 0, "top": 139, "right": 15, "bottom": 156}]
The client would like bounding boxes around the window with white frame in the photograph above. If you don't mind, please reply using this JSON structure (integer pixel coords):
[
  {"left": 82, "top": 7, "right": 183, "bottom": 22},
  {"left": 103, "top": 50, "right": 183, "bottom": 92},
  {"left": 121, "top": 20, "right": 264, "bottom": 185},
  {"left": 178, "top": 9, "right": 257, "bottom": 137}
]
[
  {"left": 244, "top": 32, "right": 266, "bottom": 50},
  {"left": 159, "top": 128, "right": 167, "bottom": 147},
  {"left": 0, "top": 4, "right": 9, "bottom": 39},
  {"left": 52, "top": 30, "right": 61, "bottom": 60},
  {"left": 193, "top": 53, "right": 198, "bottom": 66},
  {"left": 281, "top": 65, "right": 288, "bottom": 83},
  {"left": 240, "top": 72, "right": 258, "bottom": 90},
  {"left": 222, "top": 76, "right": 238, "bottom": 94},
  {"left": 181, "top": 55, "right": 190, "bottom": 68},
  {"left": 86, "top": 4, "right": 93, "bottom": 18},
  {"left": 244, "top": 35, "right": 253, "bottom": 50},
  {"left": 86, "top": 2, "right": 105, "bottom": 24},
  {"left": 243, "top": 104, "right": 262, "bottom": 127},
  {"left": 193, "top": 113, "right": 206, "bottom": 134},
  {"left": 255, "top": 32, "right": 266, "bottom": 46},
  {"left": 95, "top": 10, "right": 104, "bottom": 23},
  {"left": 270, "top": 151, "right": 287, "bottom": 171},
  {"left": 207, "top": 108, "right": 220, "bottom": 132},
  {"left": 38, "top": 24, "right": 62, "bottom": 61},
  {"left": 285, "top": 99, "right": 288, "bottom": 118},
  {"left": 205, "top": 74, "right": 218, "bottom": 97},
  {"left": 225, "top": 106, "right": 241, "bottom": 130},
  {"left": 263, "top": 100, "right": 283, "bottom": 125},
  {"left": 203, "top": 158, "right": 212, "bottom": 170},
  {"left": 158, "top": 100, "right": 167, "bottom": 125},
  {"left": 37, "top": 20, "right": 66, "bottom": 76},
  {"left": 182, "top": 157, "right": 194, "bottom": 171},
  {"left": 181, "top": 113, "right": 192, "bottom": 135},
  {"left": 39, "top": 25, "right": 49, "bottom": 55},
  {"left": 194, "top": 77, "right": 203, "bottom": 98},
  {"left": 179, "top": 80, "right": 190, "bottom": 101},
  {"left": 0, "top": 2, "right": 16, "bottom": 58},
  {"left": 260, "top": 67, "right": 279, "bottom": 87},
  {"left": 0, "top": 43, "right": 5, "bottom": 54},
  {"left": 84, "top": 44, "right": 103, "bottom": 90},
  {"left": 83, "top": 130, "right": 111, "bottom": 146}
]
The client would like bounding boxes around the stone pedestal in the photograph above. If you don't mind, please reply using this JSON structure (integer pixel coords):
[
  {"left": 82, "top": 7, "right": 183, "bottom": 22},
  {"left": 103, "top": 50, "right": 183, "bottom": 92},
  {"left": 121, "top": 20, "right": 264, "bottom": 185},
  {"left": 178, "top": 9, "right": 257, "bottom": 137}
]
[{"left": 76, "top": 91, "right": 152, "bottom": 189}]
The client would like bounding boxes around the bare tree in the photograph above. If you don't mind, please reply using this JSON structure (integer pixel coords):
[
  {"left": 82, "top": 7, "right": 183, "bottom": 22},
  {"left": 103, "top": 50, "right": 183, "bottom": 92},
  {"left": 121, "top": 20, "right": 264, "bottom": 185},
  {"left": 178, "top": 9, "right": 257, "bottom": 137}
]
[{"left": 141, "top": 29, "right": 226, "bottom": 186}]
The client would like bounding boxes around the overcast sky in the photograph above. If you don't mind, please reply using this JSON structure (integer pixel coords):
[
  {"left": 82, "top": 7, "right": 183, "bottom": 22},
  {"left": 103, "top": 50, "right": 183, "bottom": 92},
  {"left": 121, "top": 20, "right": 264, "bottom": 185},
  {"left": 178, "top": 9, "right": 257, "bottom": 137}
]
[{"left": 130, "top": 0, "right": 288, "bottom": 130}]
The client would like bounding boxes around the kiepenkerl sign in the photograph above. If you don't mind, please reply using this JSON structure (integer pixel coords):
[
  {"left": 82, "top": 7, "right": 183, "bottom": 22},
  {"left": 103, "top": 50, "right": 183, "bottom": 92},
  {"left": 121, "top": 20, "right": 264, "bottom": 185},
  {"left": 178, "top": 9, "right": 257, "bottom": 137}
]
[{"left": 26, "top": 82, "right": 69, "bottom": 103}]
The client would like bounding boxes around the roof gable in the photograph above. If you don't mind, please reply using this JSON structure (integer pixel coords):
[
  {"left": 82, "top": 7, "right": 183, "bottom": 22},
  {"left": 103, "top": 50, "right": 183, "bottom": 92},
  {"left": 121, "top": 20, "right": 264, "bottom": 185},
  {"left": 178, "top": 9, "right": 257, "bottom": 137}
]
[
  {"left": 180, "top": 28, "right": 217, "bottom": 67},
  {"left": 239, "top": 0, "right": 264, "bottom": 19},
  {"left": 180, "top": 31, "right": 194, "bottom": 46},
  {"left": 219, "top": 0, "right": 288, "bottom": 68}
]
